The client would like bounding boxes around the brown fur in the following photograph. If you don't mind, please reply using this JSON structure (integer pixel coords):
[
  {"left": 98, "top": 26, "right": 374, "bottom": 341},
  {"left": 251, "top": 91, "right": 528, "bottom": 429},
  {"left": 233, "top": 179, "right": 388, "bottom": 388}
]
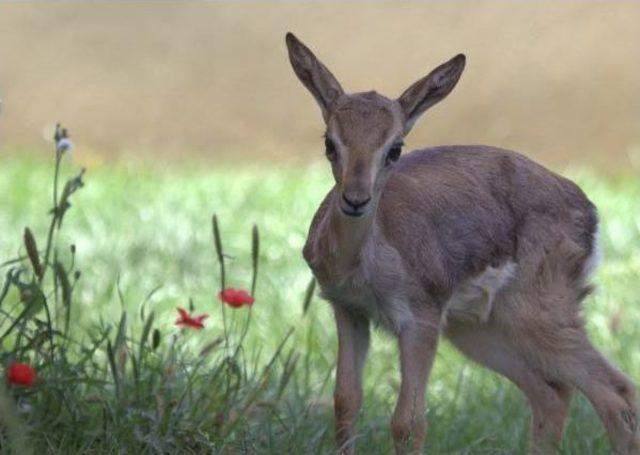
[{"left": 286, "top": 32, "right": 639, "bottom": 454}]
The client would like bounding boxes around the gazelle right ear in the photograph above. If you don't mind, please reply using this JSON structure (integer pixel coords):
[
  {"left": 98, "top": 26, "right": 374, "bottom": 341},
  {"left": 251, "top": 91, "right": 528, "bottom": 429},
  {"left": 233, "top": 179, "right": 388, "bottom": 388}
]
[{"left": 285, "top": 33, "right": 344, "bottom": 122}]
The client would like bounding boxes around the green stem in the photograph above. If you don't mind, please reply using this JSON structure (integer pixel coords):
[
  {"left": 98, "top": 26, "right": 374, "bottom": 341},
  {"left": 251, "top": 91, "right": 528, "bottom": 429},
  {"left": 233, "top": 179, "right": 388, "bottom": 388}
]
[
  {"left": 250, "top": 224, "right": 259, "bottom": 296},
  {"left": 35, "top": 151, "right": 62, "bottom": 361},
  {"left": 0, "top": 270, "right": 12, "bottom": 309},
  {"left": 39, "top": 152, "right": 62, "bottom": 285},
  {"left": 0, "top": 382, "right": 33, "bottom": 455},
  {"left": 0, "top": 255, "right": 31, "bottom": 269},
  {"left": 220, "top": 298, "right": 229, "bottom": 355},
  {"left": 0, "top": 306, "right": 31, "bottom": 341},
  {"left": 232, "top": 306, "right": 252, "bottom": 360},
  {"left": 212, "top": 214, "right": 225, "bottom": 290},
  {"left": 233, "top": 224, "right": 259, "bottom": 357}
]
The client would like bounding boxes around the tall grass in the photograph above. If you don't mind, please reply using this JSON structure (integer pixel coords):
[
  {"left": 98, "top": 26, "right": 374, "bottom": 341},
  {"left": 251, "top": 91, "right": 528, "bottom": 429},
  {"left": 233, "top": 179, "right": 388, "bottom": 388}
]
[
  {"left": 0, "top": 130, "right": 313, "bottom": 453},
  {"left": 0, "top": 141, "right": 639, "bottom": 453}
]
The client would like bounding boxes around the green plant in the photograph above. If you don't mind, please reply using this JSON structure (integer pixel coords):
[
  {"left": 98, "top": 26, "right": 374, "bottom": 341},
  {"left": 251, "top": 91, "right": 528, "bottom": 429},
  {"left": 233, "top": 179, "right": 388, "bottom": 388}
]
[
  {"left": 0, "top": 126, "right": 306, "bottom": 453},
  {"left": 1, "top": 136, "right": 638, "bottom": 454}
]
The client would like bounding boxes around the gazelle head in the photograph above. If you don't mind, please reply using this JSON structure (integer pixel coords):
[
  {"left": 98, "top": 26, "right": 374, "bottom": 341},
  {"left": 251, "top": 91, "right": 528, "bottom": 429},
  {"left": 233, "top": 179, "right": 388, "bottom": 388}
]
[{"left": 286, "top": 32, "right": 465, "bottom": 218}]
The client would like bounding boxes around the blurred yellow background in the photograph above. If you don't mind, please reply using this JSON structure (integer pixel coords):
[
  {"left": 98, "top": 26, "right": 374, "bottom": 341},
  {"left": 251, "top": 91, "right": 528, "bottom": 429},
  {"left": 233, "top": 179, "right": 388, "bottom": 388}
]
[{"left": 1, "top": 2, "right": 638, "bottom": 168}]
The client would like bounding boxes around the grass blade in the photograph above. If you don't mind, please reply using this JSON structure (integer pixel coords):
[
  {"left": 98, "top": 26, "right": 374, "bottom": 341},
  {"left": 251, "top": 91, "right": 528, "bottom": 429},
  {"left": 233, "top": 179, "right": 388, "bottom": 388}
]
[
  {"left": 251, "top": 224, "right": 259, "bottom": 296},
  {"left": 302, "top": 277, "right": 316, "bottom": 315},
  {"left": 212, "top": 214, "right": 225, "bottom": 290},
  {"left": 138, "top": 311, "right": 155, "bottom": 365},
  {"left": 114, "top": 311, "right": 128, "bottom": 354},
  {"left": 106, "top": 339, "right": 120, "bottom": 401},
  {"left": 139, "top": 285, "right": 162, "bottom": 322}
]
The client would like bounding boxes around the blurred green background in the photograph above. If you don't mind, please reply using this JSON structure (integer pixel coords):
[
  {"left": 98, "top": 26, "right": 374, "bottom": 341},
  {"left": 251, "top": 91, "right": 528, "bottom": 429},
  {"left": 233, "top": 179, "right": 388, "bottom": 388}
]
[{"left": 1, "top": 158, "right": 638, "bottom": 453}]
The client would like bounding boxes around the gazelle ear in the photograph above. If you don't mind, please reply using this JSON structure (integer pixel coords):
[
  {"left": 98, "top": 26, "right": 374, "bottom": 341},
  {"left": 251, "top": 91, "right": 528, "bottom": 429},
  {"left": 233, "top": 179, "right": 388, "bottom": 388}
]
[
  {"left": 286, "top": 32, "right": 344, "bottom": 122},
  {"left": 398, "top": 54, "right": 466, "bottom": 133}
]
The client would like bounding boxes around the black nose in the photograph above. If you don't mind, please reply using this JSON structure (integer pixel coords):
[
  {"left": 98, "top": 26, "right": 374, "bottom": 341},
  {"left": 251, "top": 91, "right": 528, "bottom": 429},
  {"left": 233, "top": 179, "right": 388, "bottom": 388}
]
[{"left": 342, "top": 193, "right": 371, "bottom": 210}]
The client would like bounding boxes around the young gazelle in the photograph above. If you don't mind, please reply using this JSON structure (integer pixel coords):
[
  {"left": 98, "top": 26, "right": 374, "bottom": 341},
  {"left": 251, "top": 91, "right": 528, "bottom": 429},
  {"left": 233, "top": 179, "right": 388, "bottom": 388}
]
[{"left": 285, "top": 33, "right": 639, "bottom": 454}]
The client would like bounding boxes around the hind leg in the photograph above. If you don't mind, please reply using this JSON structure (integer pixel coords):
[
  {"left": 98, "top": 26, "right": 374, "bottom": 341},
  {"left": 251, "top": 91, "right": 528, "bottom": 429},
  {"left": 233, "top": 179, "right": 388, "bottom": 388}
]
[
  {"left": 560, "top": 341, "right": 639, "bottom": 454},
  {"left": 504, "top": 316, "right": 638, "bottom": 454},
  {"left": 445, "top": 323, "right": 573, "bottom": 454}
]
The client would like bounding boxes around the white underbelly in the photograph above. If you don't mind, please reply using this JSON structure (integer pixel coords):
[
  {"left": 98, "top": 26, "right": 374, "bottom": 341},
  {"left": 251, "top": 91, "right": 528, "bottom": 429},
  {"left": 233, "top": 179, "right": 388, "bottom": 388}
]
[{"left": 444, "top": 261, "right": 517, "bottom": 325}]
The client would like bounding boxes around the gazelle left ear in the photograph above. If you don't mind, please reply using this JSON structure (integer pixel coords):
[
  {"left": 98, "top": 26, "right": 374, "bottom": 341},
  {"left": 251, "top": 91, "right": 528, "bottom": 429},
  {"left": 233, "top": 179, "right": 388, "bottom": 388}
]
[{"left": 398, "top": 54, "right": 466, "bottom": 133}]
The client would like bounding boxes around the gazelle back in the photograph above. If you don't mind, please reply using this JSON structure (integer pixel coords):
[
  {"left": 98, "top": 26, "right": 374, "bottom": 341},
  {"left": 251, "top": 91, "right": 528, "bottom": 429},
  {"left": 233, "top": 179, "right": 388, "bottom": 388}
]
[{"left": 285, "top": 32, "right": 639, "bottom": 455}]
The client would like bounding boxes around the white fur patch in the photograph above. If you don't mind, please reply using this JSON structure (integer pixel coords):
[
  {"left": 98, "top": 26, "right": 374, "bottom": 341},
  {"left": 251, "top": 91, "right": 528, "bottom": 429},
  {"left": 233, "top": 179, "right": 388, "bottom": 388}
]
[
  {"left": 582, "top": 228, "right": 602, "bottom": 280},
  {"left": 322, "top": 282, "right": 413, "bottom": 334},
  {"left": 444, "top": 261, "right": 517, "bottom": 325}
]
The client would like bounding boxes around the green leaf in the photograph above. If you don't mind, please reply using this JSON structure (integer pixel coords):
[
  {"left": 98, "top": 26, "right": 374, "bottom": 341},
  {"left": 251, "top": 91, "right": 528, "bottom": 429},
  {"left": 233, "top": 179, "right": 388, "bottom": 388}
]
[
  {"left": 18, "top": 282, "right": 46, "bottom": 319},
  {"left": 113, "top": 312, "right": 128, "bottom": 367},
  {"left": 138, "top": 311, "right": 154, "bottom": 365},
  {"left": 55, "top": 168, "right": 85, "bottom": 228},
  {"left": 302, "top": 277, "right": 316, "bottom": 315},
  {"left": 151, "top": 329, "right": 161, "bottom": 351},
  {"left": 54, "top": 261, "right": 72, "bottom": 335},
  {"left": 139, "top": 285, "right": 161, "bottom": 322}
]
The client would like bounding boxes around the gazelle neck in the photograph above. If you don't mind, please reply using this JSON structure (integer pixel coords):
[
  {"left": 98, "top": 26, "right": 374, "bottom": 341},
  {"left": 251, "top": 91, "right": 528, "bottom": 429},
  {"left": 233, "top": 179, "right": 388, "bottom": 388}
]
[{"left": 327, "top": 192, "right": 377, "bottom": 271}]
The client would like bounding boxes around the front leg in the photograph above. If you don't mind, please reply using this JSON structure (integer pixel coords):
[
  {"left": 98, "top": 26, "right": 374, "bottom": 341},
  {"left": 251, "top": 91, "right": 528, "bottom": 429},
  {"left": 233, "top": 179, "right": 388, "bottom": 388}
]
[
  {"left": 333, "top": 304, "right": 370, "bottom": 455},
  {"left": 391, "top": 306, "right": 441, "bottom": 454}
]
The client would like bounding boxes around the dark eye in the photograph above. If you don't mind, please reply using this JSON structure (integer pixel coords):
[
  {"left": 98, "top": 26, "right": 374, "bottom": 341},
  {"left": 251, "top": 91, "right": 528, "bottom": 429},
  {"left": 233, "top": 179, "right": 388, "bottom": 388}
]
[
  {"left": 325, "top": 137, "right": 337, "bottom": 162},
  {"left": 386, "top": 144, "right": 402, "bottom": 165}
]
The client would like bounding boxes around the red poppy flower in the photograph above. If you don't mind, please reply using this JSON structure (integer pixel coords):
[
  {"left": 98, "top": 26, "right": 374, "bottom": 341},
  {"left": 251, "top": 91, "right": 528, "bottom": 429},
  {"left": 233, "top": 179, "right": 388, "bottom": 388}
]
[
  {"left": 175, "top": 307, "right": 208, "bottom": 330},
  {"left": 218, "top": 288, "right": 254, "bottom": 308},
  {"left": 6, "top": 362, "right": 37, "bottom": 387}
]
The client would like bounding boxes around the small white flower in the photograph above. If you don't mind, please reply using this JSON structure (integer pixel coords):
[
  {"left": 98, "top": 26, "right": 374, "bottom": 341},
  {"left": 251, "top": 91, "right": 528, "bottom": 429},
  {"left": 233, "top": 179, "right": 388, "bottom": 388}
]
[
  {"left": 18, "top": 401, "right": 33, "bottom": 415},
  {"left": 56, "top": 137, "right": 74, "bottom": 154}
]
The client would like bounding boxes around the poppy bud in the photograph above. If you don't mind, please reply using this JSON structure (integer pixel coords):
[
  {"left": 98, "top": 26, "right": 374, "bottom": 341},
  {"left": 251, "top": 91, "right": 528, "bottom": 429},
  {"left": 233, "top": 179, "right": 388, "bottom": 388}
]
[
  {"left": 23, "top": 227, "right": 43, "bottom": 280},
  {"left": 6, "top": 362, "right": 37, "bottom": 387}
]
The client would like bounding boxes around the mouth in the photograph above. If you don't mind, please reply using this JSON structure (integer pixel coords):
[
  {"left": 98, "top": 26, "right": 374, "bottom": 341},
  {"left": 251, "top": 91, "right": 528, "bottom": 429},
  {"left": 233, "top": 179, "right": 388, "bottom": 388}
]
[{"left": 340, "top": 207, "right": 365, "bottom": 217}]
